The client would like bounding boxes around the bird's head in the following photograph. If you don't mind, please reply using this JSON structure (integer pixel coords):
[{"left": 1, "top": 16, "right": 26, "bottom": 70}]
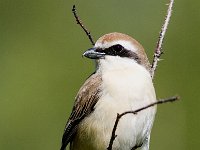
[{"left": 83, "top": 32, "right": 150, "bottom": 71}]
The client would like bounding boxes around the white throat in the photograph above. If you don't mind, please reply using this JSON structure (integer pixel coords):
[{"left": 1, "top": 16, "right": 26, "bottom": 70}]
[
  {"left": 97, "top": 56, "right": 154, "bottom": 110},
  {"left": 98, "top": 56, "right": 149, "bottom": 75},
  {"left": 98, "top": 56, "right": 152, "bottom": 93}
]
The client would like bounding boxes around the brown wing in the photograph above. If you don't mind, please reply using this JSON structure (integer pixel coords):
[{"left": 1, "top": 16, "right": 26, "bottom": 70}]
[{"left": 60, "top": 73, "right": 102, "bottom": 150}]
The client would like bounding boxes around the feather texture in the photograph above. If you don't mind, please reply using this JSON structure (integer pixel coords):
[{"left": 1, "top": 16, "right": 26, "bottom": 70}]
[{"left": 60, "top": 73, "right": 102, "bottom": 150}]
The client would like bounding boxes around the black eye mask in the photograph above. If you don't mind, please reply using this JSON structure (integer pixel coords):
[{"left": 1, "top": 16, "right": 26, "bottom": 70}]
[{"left": 96, "top": 44, "right": 141, "bottom": 64}]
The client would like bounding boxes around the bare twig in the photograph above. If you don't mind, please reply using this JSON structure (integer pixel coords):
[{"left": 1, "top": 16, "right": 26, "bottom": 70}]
[
  {"left": 151, "top": 0, "right": 174, "bottom": 78},
  {"left": 72, "top": 5, "right": 95, "bottom": 45},
  {"left": 107, "top": 96, "right": 179, "bottom": 150},
  {"left": 131, "top": 143, "right": 143, "bottom": 150}
]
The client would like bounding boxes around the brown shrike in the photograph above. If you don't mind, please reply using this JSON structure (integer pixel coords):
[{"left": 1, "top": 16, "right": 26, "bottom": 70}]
[{"left": 60, "top": 32, "right": 157, "bottom": 150}]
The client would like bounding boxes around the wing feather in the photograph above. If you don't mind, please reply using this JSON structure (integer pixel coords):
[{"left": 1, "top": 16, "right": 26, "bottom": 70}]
[{"left": 60, "top": 73, "right": 101, "bottom": 150}]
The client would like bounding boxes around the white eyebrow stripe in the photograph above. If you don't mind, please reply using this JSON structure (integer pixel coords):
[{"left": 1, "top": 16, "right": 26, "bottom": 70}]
[{"left": 95, "top": 40, "right": 138, "bottom": 52}]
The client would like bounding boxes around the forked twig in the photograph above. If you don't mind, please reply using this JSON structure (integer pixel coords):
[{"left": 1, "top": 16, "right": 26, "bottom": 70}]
[
  {"left": 151, "top": 0, "right": 174, "bottom": 78},
  {"left": 72, "top": 5, "right": 95, "bottom": 45},
  {"left": 107, "top": 96, "right": 179, "bottom": 150}
]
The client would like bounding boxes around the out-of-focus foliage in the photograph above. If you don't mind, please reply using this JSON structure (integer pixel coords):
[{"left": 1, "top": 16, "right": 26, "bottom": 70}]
[{"left": 0, "top": 0, "right": 199, "bottom": 150}]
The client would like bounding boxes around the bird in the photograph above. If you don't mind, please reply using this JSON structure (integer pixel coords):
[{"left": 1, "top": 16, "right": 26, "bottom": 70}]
[{"left": 60, "top": 32, "right": 157, "bottom": 150}]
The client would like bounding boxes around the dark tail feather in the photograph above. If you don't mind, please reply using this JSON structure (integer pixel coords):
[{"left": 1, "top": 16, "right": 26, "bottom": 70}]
[{"left": 60, "top": 144, "right": 66, "bottom": 150}]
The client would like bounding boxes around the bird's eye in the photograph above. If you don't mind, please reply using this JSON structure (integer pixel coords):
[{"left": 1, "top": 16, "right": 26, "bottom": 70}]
[{"left": 113, "top": 44, "right": 124, "bottom": 52}]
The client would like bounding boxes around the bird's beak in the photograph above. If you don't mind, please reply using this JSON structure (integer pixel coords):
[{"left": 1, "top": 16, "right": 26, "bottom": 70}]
[{"left": 83, "top": 48, "right": 105, "bottom": 59}]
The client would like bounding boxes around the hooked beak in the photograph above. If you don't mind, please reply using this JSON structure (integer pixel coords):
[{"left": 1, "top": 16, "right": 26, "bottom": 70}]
[{"left": 83, "top": 48, "right": 105, "bottom": 59}]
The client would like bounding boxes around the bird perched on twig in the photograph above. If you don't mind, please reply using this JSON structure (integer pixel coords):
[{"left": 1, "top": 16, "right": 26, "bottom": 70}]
[{"left": 60, "top": 32, "right": 157, "bottom": 150}]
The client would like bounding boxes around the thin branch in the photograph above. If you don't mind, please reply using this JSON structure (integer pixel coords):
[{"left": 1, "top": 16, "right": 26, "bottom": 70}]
[
  {"left": 131, "top": 143, "right": 143, "bottom": 150},
  {"left": 72, "top": 5, "right": 95, "bottom": 46},
  {"left": 151, "top": 0, "right": 174, "bottom": 78},
  {"left": 107, "top": 96, "right": 179, "bottom": 150}
]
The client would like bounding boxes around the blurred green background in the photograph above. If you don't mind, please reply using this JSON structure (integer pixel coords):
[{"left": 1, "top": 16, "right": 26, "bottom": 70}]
[{"left": 0, "top": 0, "right": 199, "bottom": 149}]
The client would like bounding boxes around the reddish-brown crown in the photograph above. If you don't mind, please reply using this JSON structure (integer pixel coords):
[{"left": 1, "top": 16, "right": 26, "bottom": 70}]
[{"left": 95, "top": 32, "right": 151, "bottom": 71}]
